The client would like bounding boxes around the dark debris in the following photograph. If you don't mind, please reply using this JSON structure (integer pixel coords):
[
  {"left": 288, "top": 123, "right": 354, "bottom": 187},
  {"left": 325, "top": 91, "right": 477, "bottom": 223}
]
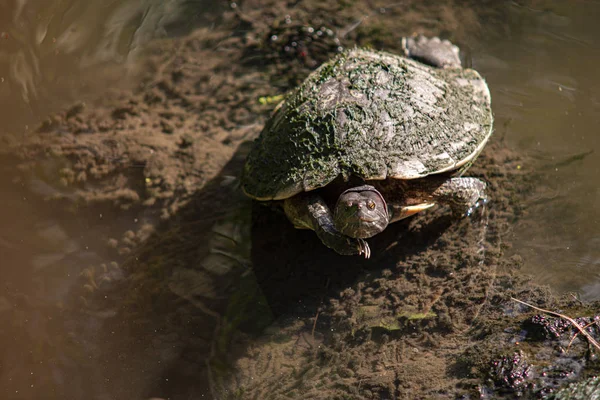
[{"left": 488, "top": 351, "right": 534, "bottom": 396}]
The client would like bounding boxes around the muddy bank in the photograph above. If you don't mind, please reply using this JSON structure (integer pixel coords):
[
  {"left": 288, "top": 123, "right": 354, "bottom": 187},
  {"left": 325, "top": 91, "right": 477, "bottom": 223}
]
[
  {"left": 4, "top": 0, "right": 514, "bottom": 222},
  {"left": 2, "top": 1, "right": 599, "bottom": 399}
]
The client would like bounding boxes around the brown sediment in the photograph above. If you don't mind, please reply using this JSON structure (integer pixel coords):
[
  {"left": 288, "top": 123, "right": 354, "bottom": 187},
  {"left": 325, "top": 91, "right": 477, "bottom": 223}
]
[{"left": 3, "top": 1, "right": 599, "bottom": 399}]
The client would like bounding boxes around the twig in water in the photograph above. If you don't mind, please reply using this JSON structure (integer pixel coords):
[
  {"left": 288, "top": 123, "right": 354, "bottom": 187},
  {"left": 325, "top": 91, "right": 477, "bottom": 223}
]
[
  {"left": 511, "top": 297, "right": 600, "bottom": 352},
  {"left": 569, "top": 292, "right": 584, "bottom": 306},
  {"left": 311, "top": 311, "right": 320, "bottom": 338},
  {"left": 567, "top": 320, "right": 598, "bottom": 352},
  {"left": 312, "top": 278, "right": 330, "bottom": 338}
]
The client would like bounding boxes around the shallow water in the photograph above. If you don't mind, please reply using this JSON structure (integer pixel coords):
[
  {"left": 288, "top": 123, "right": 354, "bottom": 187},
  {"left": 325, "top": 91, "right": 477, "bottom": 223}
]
[
  {"left": 469, "top": 1, "right": 600, "bottom": 299},
  {"left": 2, "top": 0, "right": 600, "bottom": 398},
  {"left": 0, "top": 0, "right": 223, "bottom": 132},
  {"left": 0, "top": 1, "right": 226, "bottom": 399}
]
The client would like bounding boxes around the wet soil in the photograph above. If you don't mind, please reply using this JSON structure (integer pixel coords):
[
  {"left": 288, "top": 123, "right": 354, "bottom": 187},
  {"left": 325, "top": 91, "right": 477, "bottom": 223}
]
[{"left": 3, "top": 1, "right": 600, "bottom": 399}]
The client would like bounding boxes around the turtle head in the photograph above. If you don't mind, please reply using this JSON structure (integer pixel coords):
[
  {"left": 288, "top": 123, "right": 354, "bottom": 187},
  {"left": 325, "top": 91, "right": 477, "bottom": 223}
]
[{"left": 334, "top": 185, "right": 389, "bottom": 239}]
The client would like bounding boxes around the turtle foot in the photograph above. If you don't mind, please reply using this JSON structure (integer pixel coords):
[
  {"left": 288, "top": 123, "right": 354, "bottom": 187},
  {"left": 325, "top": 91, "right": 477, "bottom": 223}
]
[
  {"left": 402, "top": 35, "right": 461, "bottom": 68},
  {"left": 450, "top": 192, "right": 489, "bottom": 219},
  {"left": 430, "top": 177, "right": 487, "bottom": 218},
  {"left": 464, "top": 197, "right": 488, "bottom": 218},
  {"left": 324, "top": 235, "right": 371, "bottom": 258},
  {"left": 451, "top": 194, "right": 489, "bottom": 220}
]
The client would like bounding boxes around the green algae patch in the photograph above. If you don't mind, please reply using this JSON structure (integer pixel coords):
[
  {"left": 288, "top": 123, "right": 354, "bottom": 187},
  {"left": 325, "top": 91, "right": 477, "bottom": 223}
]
[
  {"left": 242, "top": 47, "right": 492, "bottom": 200},
  {"left": 401, "top": 311, "right": 437, "bottom": 320}
]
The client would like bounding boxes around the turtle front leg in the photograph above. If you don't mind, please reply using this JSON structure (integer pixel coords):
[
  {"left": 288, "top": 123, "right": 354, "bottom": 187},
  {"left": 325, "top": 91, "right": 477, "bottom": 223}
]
[
  {"left": 402, "top": 35, "right": 462, "bottom": 68},
  {"left": 431, "top": 177, "right": 487, "bottom": 217},
  {"left": 283, "top": 194, "right": 371, "bottom": 258}
]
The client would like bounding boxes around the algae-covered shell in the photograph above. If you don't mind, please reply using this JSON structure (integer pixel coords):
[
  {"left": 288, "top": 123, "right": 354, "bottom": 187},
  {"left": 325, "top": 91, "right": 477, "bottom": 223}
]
[{"left": 242, "top": 48, "right": 493, "bottom": 200}]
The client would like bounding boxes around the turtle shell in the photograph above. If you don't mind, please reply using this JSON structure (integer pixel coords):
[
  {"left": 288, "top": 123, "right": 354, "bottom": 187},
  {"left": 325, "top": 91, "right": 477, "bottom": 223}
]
[{"left": 242, "top": 48, "right": 493, "bottom": 200}]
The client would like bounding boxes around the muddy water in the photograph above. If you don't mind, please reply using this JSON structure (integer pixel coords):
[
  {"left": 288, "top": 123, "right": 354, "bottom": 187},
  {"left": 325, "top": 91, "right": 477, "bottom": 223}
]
[
  {"left": 0, "top": 1, "right": 226, "bottom": 399},
  {"left": 1, "top": 0, "right": 600, "bottom": 399},
  {"left": 0, "top": 0, "right": 223, "bottom": 132},
  {"left": 468, "top": 2, "right": 600, "bottom": 299}
]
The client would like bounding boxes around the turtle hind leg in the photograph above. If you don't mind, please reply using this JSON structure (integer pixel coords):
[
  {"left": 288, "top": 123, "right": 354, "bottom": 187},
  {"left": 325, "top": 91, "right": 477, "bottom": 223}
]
[
  {"left": 402, "top": 35, "right": 462, "bottom": 68},
  {"left": 283, "top": 194, "right": 371, "bottom": 258},
  {"left": 431, "top": 177, "right": 487, "bottom": 217}
]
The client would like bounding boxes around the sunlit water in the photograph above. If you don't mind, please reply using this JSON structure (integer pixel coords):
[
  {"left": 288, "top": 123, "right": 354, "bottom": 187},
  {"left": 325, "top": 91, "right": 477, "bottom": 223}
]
[
  {"left": 2, "top": 0, "right": 600, "bottom": 399},
  {"left": 0, "top": 1, "right": 225, "bottom": 399},
  {"left": 0, "top": 0, "right": 221, "bottom": 132},
  {"left": 468, "top": 1, "right": 600, "bottom": 300}
]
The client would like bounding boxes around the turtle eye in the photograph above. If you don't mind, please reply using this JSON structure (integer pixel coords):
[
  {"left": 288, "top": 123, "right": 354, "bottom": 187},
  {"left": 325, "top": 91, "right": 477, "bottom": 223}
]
[
  {"left": 367, "top": 200, "right": 376, "bottom": 210},
  {"left": 347, "top": 201, "right": 353, "bottom": 207}
]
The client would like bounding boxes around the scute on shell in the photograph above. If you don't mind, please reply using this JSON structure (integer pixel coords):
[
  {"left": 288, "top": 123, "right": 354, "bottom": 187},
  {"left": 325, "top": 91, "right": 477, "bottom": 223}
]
[{"left": 242, "top": 48, "right": 493, "bottom": 200}]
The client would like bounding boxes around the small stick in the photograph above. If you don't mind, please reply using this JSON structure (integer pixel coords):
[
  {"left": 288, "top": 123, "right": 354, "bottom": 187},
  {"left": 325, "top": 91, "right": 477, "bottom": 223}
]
[
  {"left": 311, "top": 311, "right": 320, "bottom": 338},
  {"left": 567, "top": 320, "right": 598, "bottom": 351},
  {"left": 511, "top": 297, "right": 600, "bottom": 352},
  {"left": 569, "top": 292, "right": 585, "bottom": 306},
  {"left": 312, "top": 278, "right": 330, "bottom": 338}
]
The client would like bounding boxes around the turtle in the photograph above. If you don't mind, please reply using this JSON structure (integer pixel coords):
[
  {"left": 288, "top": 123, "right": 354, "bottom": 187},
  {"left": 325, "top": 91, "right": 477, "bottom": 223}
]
[{"left": 242, "top": 36, "right": 493, "bottom": 258}]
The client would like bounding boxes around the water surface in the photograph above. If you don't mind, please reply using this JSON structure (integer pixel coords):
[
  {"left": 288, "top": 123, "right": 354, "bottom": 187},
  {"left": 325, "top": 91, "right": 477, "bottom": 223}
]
[
  {"left": 2, "top": 1, "right": 600, "bottom": 399},
  {"left": 470, "top": 1, "right": 600, "bottom": 299}
]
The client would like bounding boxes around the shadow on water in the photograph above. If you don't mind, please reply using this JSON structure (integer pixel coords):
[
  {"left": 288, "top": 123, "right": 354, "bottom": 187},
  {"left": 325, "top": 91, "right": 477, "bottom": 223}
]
[
  {"left": 6, "top": 0, "right": 600, "bottom": 398},
  {"left": 86, "top": 141, "right": 265, "bottom": 399},
  {"left": 75, "top": 138, "right": 457, "bottom": 399},
  {"left": 0, "top": 142, "right": 260, "bottom": 399},
  {"left": 251, "top": 202, "right": 453, "bottom": 317}
]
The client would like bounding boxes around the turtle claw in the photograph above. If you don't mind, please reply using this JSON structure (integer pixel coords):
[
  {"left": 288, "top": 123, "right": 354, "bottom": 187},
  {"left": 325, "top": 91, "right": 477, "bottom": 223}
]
[
  {"left": 465, "top": 197, "right": 489, "bottom": 219},
  {"left": 357, "top": 238, "right": 371, "bottom": 259},
  {"left": 319, "top": 231, "right": 371, "bottom": 257}
]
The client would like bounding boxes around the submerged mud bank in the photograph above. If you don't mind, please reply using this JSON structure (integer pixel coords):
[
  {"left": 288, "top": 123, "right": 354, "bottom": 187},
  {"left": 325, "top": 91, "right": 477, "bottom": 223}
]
[{"left": 2, "top": 1, "right": 599, "bottom": 399}]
